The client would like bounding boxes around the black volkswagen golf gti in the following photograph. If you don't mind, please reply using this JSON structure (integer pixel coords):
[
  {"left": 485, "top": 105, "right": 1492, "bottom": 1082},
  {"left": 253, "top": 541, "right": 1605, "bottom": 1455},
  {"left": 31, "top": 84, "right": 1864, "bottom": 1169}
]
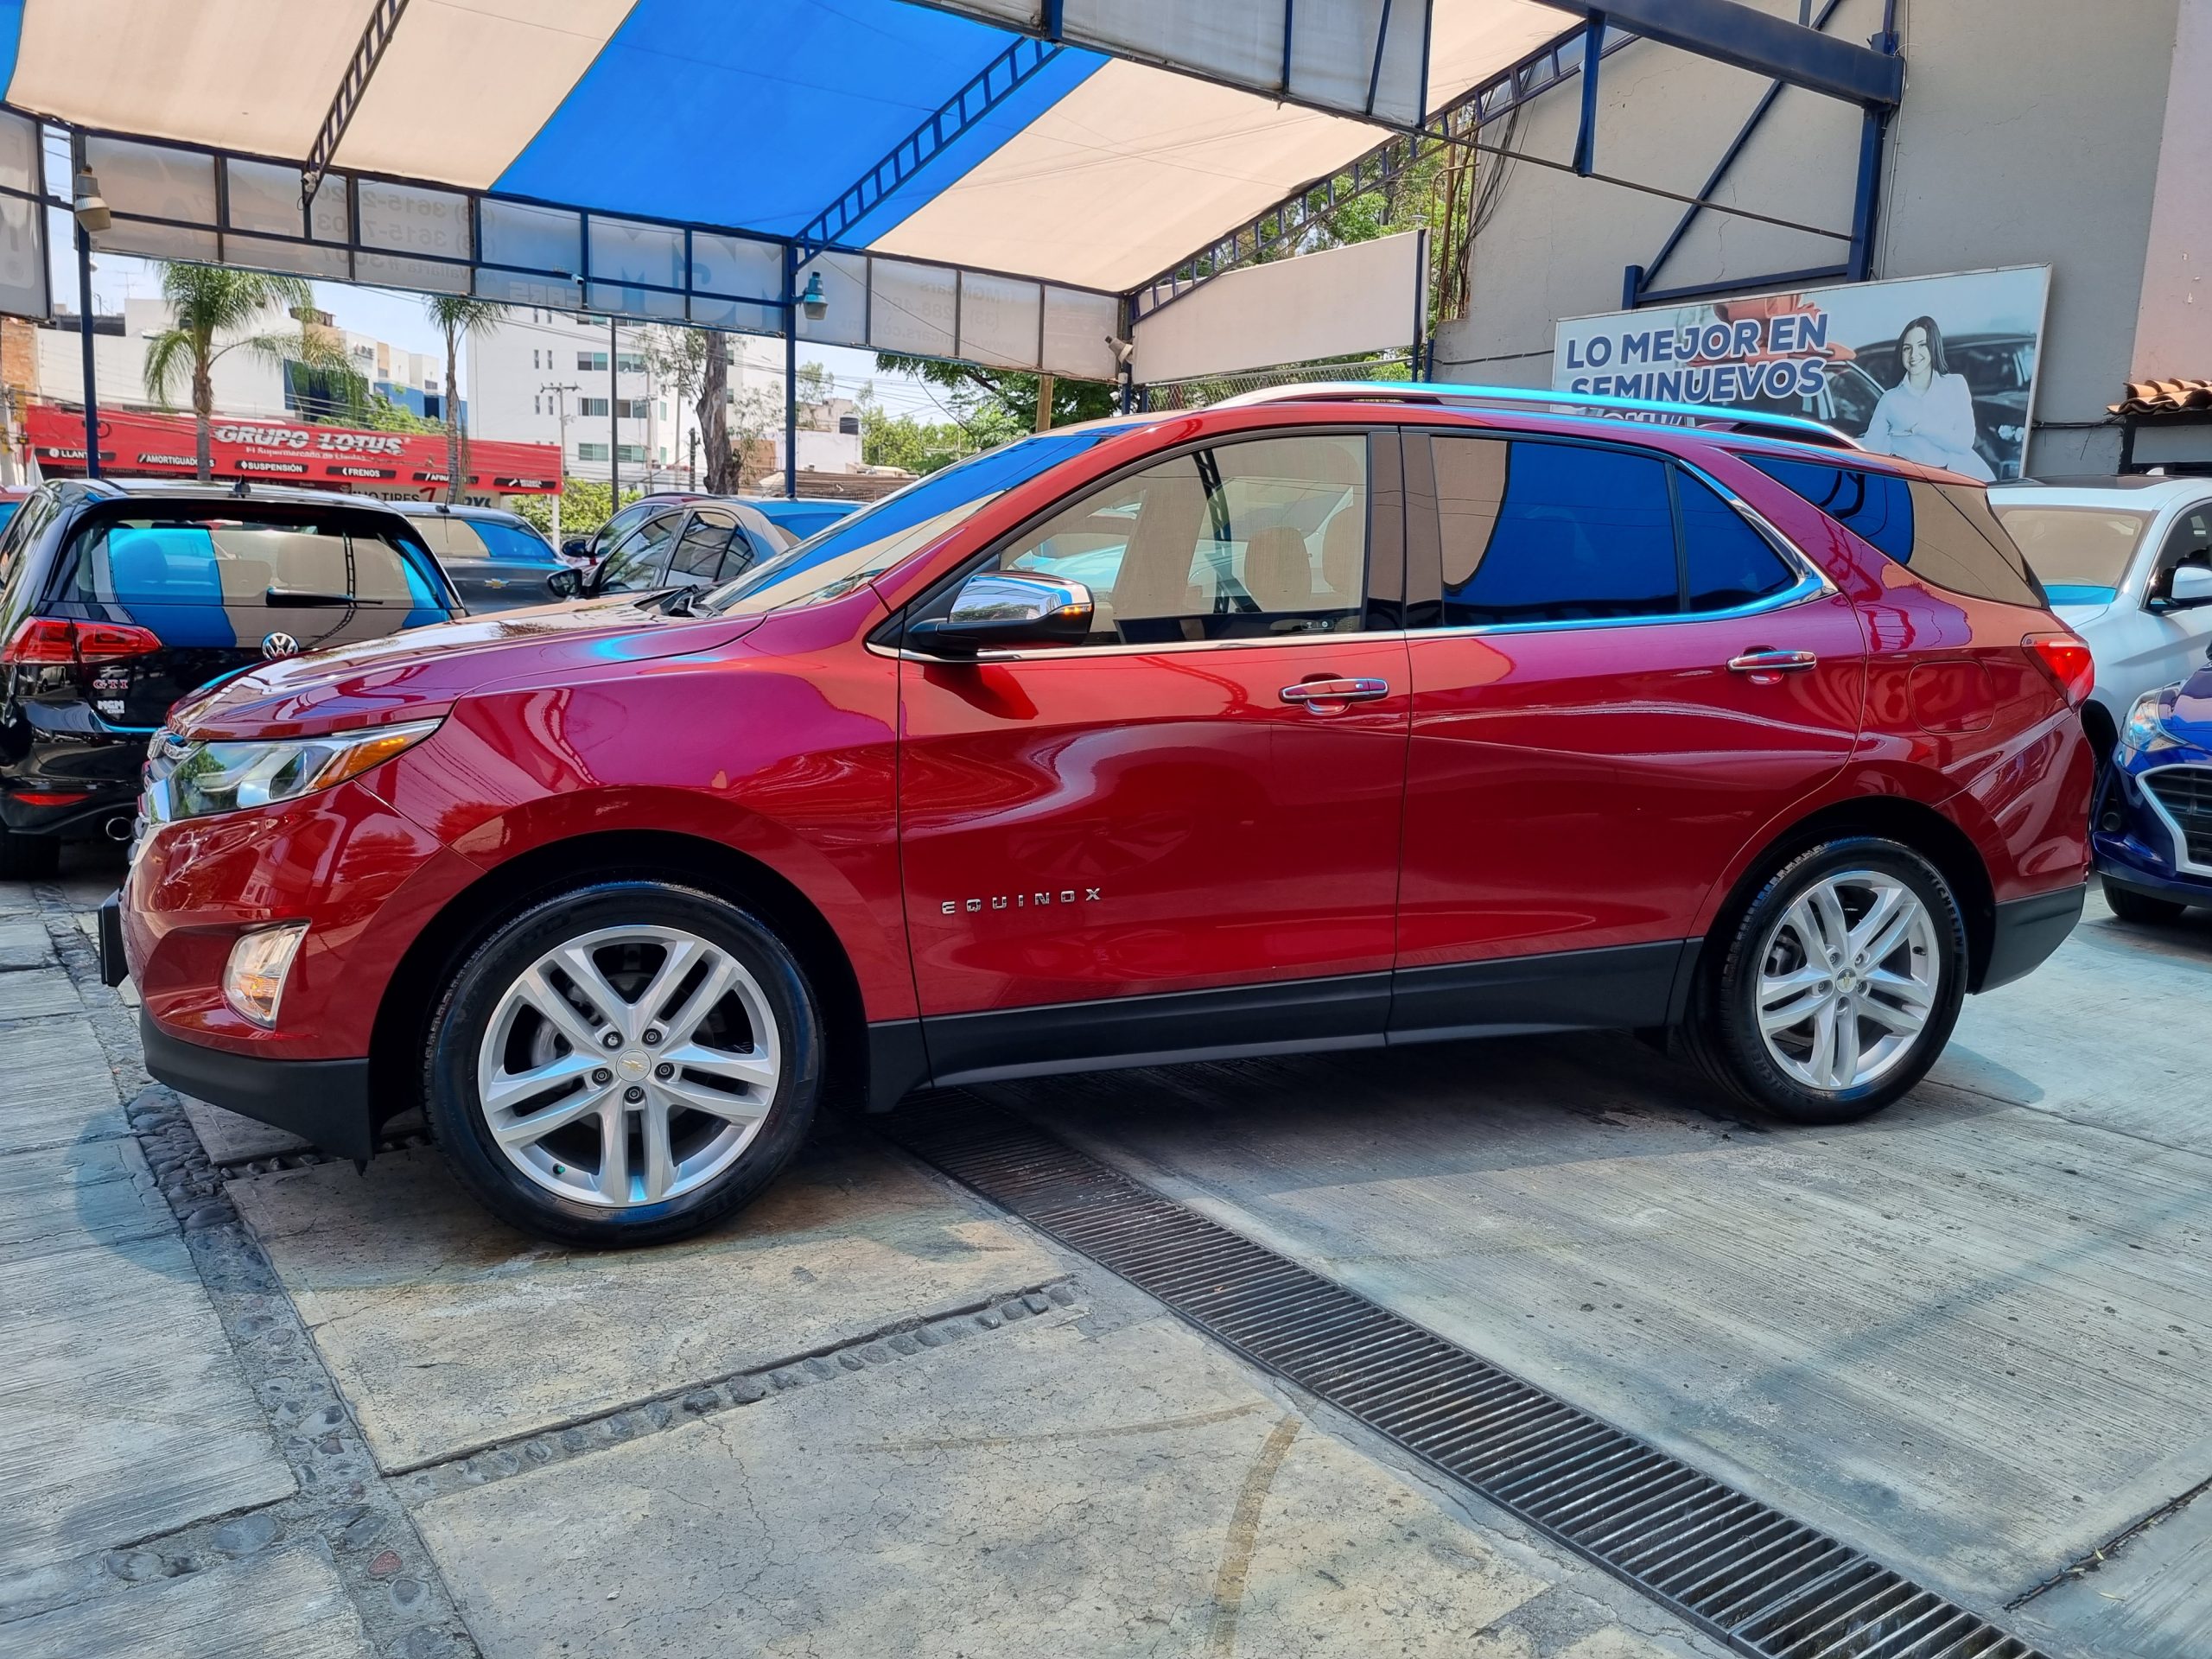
[{"left": 0, "top": 479, "right": 462, "bottom": 876}]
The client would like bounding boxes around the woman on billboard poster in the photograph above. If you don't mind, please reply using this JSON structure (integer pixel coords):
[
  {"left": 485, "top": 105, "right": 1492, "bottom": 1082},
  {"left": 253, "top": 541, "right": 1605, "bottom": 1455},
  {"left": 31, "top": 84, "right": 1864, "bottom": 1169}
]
[{"left": 1860, "top": 315, "right": 1995, "bottom": 480}]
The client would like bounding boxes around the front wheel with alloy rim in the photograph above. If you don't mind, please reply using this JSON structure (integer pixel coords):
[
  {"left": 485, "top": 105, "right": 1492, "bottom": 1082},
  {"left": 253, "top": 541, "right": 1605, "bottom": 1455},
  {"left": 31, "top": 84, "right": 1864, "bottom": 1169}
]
[
  {"left": 1686, "top": 837, "right": 1967, "bottom": 1125},
  {"left": 423, "top": 880, "right": 821, "bottom": 1246}
]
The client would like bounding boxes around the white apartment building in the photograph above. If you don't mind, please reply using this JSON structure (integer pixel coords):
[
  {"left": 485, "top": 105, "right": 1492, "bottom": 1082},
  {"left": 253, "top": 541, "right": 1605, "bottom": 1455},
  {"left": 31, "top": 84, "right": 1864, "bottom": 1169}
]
[
  {"left": 467, "top": 307, "right": 862, "bottom": 491},
  {"left": 35, "top": 297, "right": 447, "bottom": 424}
]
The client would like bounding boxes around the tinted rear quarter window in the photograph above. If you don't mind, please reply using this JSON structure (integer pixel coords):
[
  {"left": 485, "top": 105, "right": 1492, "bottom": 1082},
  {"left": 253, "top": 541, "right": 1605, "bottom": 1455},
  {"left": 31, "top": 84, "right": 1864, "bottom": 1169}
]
[
  {"left": 1677, "top": 471, "right": 1796, "bottom": 611},
  {"left": 1746, "top": 454, "right": 2043, "bottom": 607}
]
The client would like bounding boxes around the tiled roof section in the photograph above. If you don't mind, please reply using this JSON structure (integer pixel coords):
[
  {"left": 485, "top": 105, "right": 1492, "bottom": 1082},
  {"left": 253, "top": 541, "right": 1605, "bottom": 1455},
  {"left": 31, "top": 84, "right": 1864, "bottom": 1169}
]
[{"left": 2113, "top": 379, "right": 2212, "bottom": 416}]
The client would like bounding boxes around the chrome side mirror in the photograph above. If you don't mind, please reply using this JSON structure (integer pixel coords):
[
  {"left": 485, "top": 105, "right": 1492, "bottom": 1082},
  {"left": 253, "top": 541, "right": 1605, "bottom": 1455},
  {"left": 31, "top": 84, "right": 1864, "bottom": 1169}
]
[{"left": 907, "top": 571, "right": 1094, "bottom": 658}]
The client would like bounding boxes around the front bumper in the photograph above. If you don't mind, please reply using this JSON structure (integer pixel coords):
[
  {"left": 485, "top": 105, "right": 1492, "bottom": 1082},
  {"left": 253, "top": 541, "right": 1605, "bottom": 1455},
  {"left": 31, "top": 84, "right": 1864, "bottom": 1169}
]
[
  {"left": 2094, "top": 753, "right": 2212, "bottom": 907},
  {"left": 139, "top": 1012, "right": 376, "bottom": 1161}
]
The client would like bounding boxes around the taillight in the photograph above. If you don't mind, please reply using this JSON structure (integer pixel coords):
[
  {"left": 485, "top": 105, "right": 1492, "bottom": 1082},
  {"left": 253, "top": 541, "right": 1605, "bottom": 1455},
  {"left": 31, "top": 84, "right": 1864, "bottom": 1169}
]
[
  {"left": 74, "top": 621, "right": 163, "bottom": 663},
  {"left": 3, "top": 617, "right": 81, "bottom": 664},
  {"left": 2024, "top": 631, "right": 2094, "bottom": 707},
  {"left": 1, "top": 616, "right": 162, "bottom": 666}
]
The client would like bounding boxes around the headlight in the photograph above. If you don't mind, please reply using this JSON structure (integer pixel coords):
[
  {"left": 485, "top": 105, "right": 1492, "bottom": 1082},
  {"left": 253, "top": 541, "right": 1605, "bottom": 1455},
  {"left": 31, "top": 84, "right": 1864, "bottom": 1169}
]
[
  {"left": 164, "top": 719, "right": 442, "bottom": 822},
  {"left": 2120, "top": 690, "right": 2181, "bottom": 756}
]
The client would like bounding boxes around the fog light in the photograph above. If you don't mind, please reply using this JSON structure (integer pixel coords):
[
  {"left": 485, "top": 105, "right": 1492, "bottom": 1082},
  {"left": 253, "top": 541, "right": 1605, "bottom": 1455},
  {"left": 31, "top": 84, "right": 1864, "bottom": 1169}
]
[{"left": 223, "top": 923, "right": 309, "bottom": 1027}]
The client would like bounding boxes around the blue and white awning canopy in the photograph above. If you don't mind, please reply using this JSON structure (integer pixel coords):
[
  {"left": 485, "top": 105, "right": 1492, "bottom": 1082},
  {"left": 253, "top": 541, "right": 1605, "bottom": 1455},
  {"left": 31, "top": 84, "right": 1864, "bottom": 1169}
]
[{"left": 0, "top": 0, "right": 1897, "bottom": 379}]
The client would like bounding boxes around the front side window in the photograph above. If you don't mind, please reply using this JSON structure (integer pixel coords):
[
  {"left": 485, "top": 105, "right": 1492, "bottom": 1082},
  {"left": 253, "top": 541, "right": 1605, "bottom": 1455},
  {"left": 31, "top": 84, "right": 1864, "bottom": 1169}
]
[
  {"left": 1436, "top": 438, "right": 1675, "bottom": 626},
  {"left": 594, "top": 512, "right": 683, "bottom": 592},
  {"left": 995, "top": 433, "right": 1369, "bottom": 645},
  {"left": 671, "top": 511, "right": 737, "bottom": 581}
]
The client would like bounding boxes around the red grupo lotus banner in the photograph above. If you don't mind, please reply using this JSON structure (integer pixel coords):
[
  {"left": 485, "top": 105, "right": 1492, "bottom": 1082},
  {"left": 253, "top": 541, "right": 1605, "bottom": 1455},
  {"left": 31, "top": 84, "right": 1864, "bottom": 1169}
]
[{"left": 24, "top": 404, "right": 561, "bottom": 495}]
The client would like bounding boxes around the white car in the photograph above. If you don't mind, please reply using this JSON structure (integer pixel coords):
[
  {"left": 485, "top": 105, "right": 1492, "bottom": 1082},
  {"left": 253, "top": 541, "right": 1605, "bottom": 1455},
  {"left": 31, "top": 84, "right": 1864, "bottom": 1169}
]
[{"left": 1990, "top": 476, "right": 2212, "bottom": 759}]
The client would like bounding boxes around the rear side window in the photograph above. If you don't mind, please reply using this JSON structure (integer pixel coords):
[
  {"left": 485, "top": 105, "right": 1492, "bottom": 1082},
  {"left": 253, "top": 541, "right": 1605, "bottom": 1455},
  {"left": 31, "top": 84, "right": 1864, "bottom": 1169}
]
[
  {"left": 469, "top": 518, "right": 556, "bottom": 563},
  {"left": 1438, "top": 439, "right": 1675, "bottom": 626},
  {"left": 1747, "top": 455, "right": 2044, "bottom": 607},
  {"left": 65, "top": 519, "right": 450, "bottom": 610},
  {"left": 1433, "top": 437, "right": 1796, "bottom": 626}
]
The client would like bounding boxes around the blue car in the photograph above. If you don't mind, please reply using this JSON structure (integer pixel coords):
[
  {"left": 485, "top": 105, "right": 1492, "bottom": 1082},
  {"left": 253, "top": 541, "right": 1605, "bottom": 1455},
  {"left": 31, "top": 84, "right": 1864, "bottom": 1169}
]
[{"left": 2096, "top": 648, "right": 2212, "bottom": 922}]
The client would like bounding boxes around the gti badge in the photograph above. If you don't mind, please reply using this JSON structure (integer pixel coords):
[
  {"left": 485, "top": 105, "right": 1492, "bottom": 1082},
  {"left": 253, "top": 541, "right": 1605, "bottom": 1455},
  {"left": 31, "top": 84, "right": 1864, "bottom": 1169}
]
[
  {"left": 944, "top": 887, "right": 1103, "bottom": 915},
  {"left": 261, "top": 632, "right": 301, "bottom": 659}
]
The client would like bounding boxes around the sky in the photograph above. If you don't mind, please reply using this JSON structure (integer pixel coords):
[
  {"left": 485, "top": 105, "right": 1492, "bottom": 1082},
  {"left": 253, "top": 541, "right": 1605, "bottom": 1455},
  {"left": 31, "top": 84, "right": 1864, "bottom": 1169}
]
[{"left": 48, "top": 220, "right": 956, "bottom": 423}]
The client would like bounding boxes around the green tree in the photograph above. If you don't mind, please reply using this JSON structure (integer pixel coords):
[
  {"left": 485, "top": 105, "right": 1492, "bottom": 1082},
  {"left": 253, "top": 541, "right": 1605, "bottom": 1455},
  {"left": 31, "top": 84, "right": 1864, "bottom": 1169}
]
[
  {"left": 874, "top": 356, "right": 1115, "bottom": 436},
  {"left": 510, "top": 479, "right": 639, "bottom": 541},
  {"left": 860, "top": 401, "right": 976, "bottom": 476},
  {"left": 143, "top": 263, "right": 356, "bottom": 480},
  {"left": 425, "top": 295, "right": 505, "bottom": 503}
]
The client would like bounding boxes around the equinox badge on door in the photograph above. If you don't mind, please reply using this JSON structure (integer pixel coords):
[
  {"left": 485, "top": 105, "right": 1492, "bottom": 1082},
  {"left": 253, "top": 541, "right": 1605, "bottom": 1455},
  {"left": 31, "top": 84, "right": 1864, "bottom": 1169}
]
[{"left": 944, "top": 887, "right": 1102, "bottom": 915}]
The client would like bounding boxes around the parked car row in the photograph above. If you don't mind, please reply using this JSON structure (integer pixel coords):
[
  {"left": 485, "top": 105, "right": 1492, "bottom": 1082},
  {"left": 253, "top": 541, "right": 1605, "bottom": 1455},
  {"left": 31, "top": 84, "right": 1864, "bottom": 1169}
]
[
  {"left": 92, "top": 385, "right": 2098, "bottom": 1249},
  {"left": 0, "top": 483, "right": 856, "bottom": 875}
]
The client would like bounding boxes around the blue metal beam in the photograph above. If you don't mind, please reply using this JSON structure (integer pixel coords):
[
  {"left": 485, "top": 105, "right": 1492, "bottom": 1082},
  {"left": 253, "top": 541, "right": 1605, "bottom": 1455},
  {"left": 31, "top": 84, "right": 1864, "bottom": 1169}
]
[
  {"left": 1630, "top": 0, "right": 1845, "bottom": 298},
  {"left": 792, "top": 33, "right": 1065, "bottom": 257},
  {"left": 1535, "top": 0, "right": 1902, "bottom": 106},
  {"left": 1571, "top": 13, "right": 1605, "bottom": 175},
  {"left": 1132, "top": 21, "right": 1631, "bottom": 321}
]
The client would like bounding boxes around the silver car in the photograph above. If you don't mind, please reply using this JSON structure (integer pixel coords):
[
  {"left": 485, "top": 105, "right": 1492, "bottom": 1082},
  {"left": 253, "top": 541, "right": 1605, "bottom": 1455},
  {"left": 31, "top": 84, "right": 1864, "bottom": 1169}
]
[{"left": 1991, "top": 475, "right": 2212, "bottom": 760}]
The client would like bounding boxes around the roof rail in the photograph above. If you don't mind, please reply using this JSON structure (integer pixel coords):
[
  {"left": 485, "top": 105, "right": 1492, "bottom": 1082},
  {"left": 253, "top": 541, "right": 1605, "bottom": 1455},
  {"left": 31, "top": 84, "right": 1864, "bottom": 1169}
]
[{"left": 1211, "top": 380, "right": 1862, "bottom": 451}]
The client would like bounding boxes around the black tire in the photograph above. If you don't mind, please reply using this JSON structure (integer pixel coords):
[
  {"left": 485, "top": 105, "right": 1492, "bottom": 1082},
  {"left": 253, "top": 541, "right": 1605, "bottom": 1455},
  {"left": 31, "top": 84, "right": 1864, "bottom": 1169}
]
[
  {"left": 1681, "top": 836, "right": 1967, "bottom": 1126},
  {"left": 2102, "top": 875, "right": 2187, "bottom": 925},
  {"left": 0, "top": 826, "right": 60, "bottom": 881},
  {"left": 422, "top": 880, "right": 822, "bottom": 1248}
]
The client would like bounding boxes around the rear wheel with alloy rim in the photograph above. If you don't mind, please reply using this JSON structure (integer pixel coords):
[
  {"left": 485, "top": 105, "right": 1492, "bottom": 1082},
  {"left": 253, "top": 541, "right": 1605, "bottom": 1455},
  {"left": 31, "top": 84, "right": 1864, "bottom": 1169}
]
[
  {"left": 1686, "top": 837, "right": 1966, "bottom": 1124},
  {"left": 424, "top": 881, "right": 820, "bottom": 1246}
]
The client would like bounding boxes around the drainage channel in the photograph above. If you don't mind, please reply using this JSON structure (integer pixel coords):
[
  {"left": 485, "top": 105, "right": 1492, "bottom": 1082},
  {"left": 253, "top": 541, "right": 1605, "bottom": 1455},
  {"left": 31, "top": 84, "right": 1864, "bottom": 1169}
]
[{"left": 890, "top": 1096, "right": 2049, "bottom": 1659}]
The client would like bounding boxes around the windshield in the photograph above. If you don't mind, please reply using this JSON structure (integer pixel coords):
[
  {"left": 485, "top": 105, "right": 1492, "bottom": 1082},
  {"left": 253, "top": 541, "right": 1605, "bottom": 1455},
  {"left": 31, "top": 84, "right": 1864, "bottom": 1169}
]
[
  {"left": 1991, "top": 504, "right": 2152, "bottom": 596},
  {"left": 697, "top": 424, "right": 1135, "bottom": 616}
]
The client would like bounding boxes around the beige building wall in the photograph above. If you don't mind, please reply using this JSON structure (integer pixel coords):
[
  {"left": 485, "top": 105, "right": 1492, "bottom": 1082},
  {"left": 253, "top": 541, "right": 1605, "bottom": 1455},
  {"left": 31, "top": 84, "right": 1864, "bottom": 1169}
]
[{"left": 1434, "top": 0, "right": 2189, "bottom": 475}]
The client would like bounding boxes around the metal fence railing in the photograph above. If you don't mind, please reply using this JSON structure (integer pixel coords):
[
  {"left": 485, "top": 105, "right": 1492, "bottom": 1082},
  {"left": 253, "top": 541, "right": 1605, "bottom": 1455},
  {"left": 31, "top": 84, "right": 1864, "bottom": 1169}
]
[{"left": 1136, "top": 355, "right": 1415, "bottom": 413}]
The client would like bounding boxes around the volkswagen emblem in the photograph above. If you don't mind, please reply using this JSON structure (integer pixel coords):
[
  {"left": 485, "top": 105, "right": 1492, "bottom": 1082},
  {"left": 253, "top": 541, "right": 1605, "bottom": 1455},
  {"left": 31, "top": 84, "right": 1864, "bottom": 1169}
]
[{"left": 261, "top": 632, "right": 301, "bottom": 660}]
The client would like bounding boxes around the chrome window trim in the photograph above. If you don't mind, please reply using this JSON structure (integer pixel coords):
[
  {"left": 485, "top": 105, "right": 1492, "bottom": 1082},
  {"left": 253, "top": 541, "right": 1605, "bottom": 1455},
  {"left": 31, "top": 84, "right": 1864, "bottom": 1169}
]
[
  {"left": 2136, "top": 763, "right": 2212, "bottom": 879},
  {"left": 1413, "top": 441, "right": 1837, "bottom": 639},
  {"left": 871, "top": 626, "right": 1410, "bottom": 664}
]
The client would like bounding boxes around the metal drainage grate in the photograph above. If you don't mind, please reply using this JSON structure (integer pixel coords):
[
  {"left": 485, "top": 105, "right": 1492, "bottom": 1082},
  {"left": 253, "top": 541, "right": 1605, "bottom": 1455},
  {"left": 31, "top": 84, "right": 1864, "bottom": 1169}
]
[{"left": 891, "top": 1096, "right": 2049, "bottom": 1659}]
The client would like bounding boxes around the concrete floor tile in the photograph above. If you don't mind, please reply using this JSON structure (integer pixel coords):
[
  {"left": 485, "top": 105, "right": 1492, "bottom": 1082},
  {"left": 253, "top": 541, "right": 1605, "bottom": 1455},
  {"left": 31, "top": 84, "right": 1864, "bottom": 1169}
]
[
  {"left": 2, "top": 1230, "right": 294, "bottom": 1575},
  {"left": 0, "top": 1136, "right": 171, "bottom": 1262},
  {"left": 415, "top": 1295, "right": 1569, "bottom": 1659},
  {"left": 229, "top": 1138, "right": 1065, "bottom": 1471},
  {"left": 0, "top": 1015, "right": 125, "bottom": 1151},
  {"left": 3, "top": 1539, "right": 372, "bottom": 1658},
  {"left": 0, "top": 971, "right": 84, "bottom": 1023},
  {"left": 0, "top": 919, "right": 53, "bottom": 970},
  {"left": 982, "top": 963, "right": 2212, "bottom": 1612}
]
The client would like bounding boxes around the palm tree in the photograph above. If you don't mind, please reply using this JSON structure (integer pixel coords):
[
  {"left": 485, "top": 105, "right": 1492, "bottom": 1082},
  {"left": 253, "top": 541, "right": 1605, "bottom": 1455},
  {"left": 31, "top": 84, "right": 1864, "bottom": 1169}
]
[
  {"left": 142, "top": 264, "right": 354, "bottom": 480},
  {"left": 426, "top": 296, "right": 503, "bottom": 504}
]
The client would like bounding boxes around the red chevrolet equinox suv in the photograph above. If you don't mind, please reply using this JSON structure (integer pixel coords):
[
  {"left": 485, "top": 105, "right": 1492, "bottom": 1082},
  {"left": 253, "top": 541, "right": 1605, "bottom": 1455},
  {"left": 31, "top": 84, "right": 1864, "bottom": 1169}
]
[{"left": 110, "top": 388, "right": 2094, "bottom": 1246}]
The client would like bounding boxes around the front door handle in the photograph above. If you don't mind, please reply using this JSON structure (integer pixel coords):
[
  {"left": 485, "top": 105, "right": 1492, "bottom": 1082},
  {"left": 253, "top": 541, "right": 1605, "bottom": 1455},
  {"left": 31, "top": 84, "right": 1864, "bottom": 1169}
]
[
  {"left": 1727, "top": 647, "right": 1818, "bottom": 675},
  {"left": 1280, "top": 677, "right": 1390, "bottom": 706}
]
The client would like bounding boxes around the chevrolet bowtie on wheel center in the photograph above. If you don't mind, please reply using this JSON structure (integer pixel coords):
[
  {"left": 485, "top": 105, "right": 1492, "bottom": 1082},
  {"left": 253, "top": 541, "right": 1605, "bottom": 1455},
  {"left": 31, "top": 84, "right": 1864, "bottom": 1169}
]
[{"left": 108, "top": 386, "right": 2096, "bottom": 1246}]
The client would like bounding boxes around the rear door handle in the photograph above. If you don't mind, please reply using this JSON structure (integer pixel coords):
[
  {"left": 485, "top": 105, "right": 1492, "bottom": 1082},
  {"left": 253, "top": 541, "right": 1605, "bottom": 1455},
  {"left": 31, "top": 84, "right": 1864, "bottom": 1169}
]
[
  {"left": 1727, "top": 648, "right": 1818, "bottom": 674},
  {"left": 1280, "top": 677, "right": 1390, "bottom": 705}
]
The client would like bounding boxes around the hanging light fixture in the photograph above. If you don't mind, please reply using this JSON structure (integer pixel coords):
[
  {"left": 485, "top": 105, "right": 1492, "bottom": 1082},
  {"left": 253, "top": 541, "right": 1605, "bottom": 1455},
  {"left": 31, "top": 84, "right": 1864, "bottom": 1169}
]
[
  {"left": 72, "top": 168, "right": 109, "bottom": 233},
  {"left": 800, "top": 270, "right": 828, "bottom": 321}
]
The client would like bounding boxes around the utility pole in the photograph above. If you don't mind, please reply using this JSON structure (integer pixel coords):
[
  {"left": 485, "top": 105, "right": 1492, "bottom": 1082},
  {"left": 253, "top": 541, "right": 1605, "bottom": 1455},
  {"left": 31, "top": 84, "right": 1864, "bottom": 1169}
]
[
  {"left": 1034, "top": 372, "right": 1055, "bottom": 434},
  {"left": 75, "top": 226, "right": 99, "bottom": 479},
  {"left": 688, "top": 426, "right": 698, "bottom": 491},
  {"left": 607, "top": 316, "right": 620, "bottom": 508},
  {"left": 540, "top": 381, "right": 578, "bottom": 543}
]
